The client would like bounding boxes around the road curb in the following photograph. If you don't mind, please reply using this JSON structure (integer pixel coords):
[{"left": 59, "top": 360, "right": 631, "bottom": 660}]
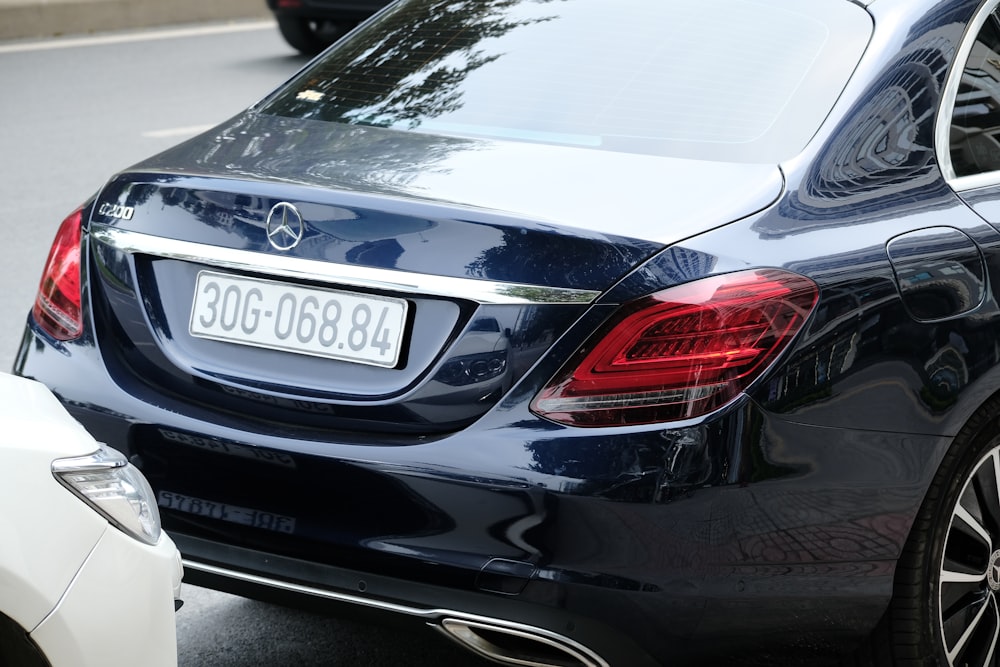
[{"left": 0, "top": 0, "right": 270, "bottom": 41}]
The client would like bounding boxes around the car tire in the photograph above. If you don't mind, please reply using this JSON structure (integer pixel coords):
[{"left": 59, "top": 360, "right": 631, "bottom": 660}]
[
  {"left": 276, "top": 16, "right": 355, "bottom": 55},
  {"left": 853, "top": 397, "right": 1000, "bottom": 665}
]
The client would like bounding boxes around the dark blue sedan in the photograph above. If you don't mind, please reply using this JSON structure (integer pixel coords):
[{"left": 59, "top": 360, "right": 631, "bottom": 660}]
[{"left": 17, "top": 0, "right": 1000, "bottom": 664}]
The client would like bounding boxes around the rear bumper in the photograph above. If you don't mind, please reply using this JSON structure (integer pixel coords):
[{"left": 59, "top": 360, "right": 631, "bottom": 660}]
[
  {"left": 177, "top": 533, "right": 647, "bottom": 667},
  {"left": 14, "top": 318, "right": 938, "bottom": 664}
]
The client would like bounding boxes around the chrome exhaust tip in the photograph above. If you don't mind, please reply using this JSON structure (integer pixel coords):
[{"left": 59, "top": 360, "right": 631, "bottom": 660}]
[{"left": 436, "top": 617, "right": 608, "bottom": 667}]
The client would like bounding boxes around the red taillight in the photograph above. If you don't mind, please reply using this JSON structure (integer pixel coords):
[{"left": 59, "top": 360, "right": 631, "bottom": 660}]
[
  {"left": 33, "top": 209, "right": 83, "bottom": 341},
  {"left": 531, "top": 269, "right": 819, "bottom": 427}
]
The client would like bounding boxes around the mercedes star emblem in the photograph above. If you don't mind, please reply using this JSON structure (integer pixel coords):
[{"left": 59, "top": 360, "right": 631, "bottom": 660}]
[{"left": 265, "top": 202, "right": 305, "bottom": 251}]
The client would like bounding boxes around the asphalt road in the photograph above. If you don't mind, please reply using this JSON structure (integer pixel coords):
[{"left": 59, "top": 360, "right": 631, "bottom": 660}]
[{"left": 0, "top": 21, "right": 492, "bottom": 667}]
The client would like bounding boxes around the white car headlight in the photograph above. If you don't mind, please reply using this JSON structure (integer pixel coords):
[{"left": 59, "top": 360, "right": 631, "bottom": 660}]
[{"left": 52, "top": 444, "right": 162, "bottom": 545}]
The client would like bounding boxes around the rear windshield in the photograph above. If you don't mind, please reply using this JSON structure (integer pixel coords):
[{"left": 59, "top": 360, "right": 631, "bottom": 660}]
[{"left": 260, "top": 0, "right": 871, "bottom": 162}]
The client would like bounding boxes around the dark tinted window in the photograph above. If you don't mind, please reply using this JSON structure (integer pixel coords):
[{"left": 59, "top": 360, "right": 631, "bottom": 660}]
[
  {"left": 950, "top": 10, "right": 1000, "bottom": 177},
  {"left": 260, "top": 0, "right": 870, "bottom": 161}
]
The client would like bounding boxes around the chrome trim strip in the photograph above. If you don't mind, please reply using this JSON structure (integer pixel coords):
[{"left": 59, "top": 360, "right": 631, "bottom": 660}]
[
  {"left": 948, "top": 171, "right": 1000, "bottom": 193},
  {"left": 936, "top": 0, "right": 1000, "bottom": 187},
  {"left": 183, "top": 558, "right": 434, "bottom": 617},
  {"left": 92, "top": 226, "right": 600, "bottom": 305},
  {"left": 182, "top": 559, "right": 609, "bottom": 667}
]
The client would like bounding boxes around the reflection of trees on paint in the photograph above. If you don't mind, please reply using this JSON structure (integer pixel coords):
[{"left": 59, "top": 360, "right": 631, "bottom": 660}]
[{"left": 263, "top": 0, "right": 562, "bottom": 128}]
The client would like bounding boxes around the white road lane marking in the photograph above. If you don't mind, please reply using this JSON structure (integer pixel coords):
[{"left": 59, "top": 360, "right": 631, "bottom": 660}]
[
  {"left": 0, "top": 20, "right": 275, "bottom": 54},
  {"left": 142, "top": 124, "right": 217, "bottom": 139}
]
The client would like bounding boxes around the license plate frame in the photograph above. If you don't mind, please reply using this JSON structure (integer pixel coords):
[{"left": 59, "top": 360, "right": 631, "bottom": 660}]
[{"left": 189, "top": 270, "right": 408, "bottom": 368}]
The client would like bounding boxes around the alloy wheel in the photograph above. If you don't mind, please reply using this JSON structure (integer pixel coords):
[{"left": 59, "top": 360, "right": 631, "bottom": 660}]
[{"left": 940, "top": 446, "right": 1000, "bottom": 665}]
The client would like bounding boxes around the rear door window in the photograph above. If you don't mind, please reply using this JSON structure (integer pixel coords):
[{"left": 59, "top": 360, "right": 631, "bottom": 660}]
[{"left": 948, "top": 9, "right": 1000, "bottom": 178}]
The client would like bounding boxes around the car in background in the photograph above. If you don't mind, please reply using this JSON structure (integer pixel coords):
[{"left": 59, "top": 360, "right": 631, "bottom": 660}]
[
  {"left": 0, "top": 373, "right": 182, "bottom": 667},
  {"left": 265, "top": 0, "right": 390, "bottom": 53},
  {"left": 18, "top": 0, "right": 1000, "bottom": 664}
]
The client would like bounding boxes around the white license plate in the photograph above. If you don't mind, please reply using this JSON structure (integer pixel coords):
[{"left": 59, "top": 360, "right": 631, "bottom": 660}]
[
  {"left": 189, "top": 271, "right": 408, "bottom": 367},
  {"left": 158, "top": 490, "right": 295, "bottom": 534}
]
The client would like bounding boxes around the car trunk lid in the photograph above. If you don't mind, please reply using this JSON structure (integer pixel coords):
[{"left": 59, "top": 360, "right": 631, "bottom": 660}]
[{"left": 86, "top": 114, "right": 782, "bottom": 434}]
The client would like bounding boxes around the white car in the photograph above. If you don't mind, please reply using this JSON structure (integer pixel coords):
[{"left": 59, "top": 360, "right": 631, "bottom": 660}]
[{"left": 0, "top": 373, "right": 182, "bottom": 667}]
